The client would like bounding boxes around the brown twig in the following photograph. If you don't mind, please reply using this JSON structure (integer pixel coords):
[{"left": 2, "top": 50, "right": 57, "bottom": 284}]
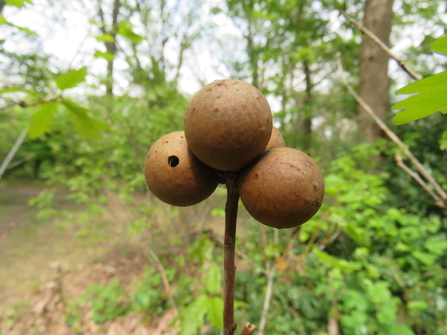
[
  {"left": 336, "top": 53, "right": 447, "bottom": 208},
  {"left": 239, "top": 323, "right": 257, "bottom": 335},
  {"left": 0, "top": 97, "right": 59, "bottom": 112},
  {"left": 342, "top": 12, "right": 421, "bottom": 81},
  {"left": 395, "top": 154, "right": 445, "bottom": 208},
  {"left": 224, "top": 172, "right": 240, "bottom": 335}
]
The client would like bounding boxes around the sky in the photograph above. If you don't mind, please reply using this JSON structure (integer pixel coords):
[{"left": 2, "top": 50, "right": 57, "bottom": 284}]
[
  {"left": 2, "top": 0, "right": 446, "bottom": 106},
  {"left": 1, "top": 0, "right": 242, "bottom": 96}
]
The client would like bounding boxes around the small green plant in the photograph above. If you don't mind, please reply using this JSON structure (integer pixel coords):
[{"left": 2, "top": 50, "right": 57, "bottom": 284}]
[
  {"left": 130, "top": 268, "right": 165, "bottom": 315},
  {"left": 81, "top": 279, "right": 130, "bottom": 323}
]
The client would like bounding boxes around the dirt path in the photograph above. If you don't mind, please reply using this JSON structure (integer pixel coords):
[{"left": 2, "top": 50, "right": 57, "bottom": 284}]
[{"left": 0, "top": 182, "right": 119, "bottom": 308}]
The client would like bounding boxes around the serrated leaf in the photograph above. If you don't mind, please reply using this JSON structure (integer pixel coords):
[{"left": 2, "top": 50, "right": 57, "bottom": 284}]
[
  {"left": 393, "top": 71, "right": 447, "bottom": 124},
  {"left": 0, "top": 14, "right": 6, "bottom": 25},
  {"left": 431, "top": 35, "right": 447, "bottom": 57},
  {"left": 205, "top": 263, "right": 221, "bottom": 294},
  {"left": 61, "top": 99, "right": 109, "bottom": 139},
  {"left": 28, "top": 101, "right": 58, "bottom": 138},
  {"left": 117, "top": 20, "right": 144, "bottom": 43},
  {"left": 93, "top": 34, "right": 115, "bottom": 42},
  {"left": 55, "top": 67, "right": 88, "bottom": 90},
  {"left": 207, "top": 297, "right": 223, "bottom": 329},
  {"left": 93, "top": 50, "right": 115, "bottom": 61}
]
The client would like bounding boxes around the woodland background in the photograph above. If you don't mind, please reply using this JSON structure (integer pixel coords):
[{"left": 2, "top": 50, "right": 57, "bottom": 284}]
[{"left": 0, "top": 0, "right": 447, "bottom": 334}]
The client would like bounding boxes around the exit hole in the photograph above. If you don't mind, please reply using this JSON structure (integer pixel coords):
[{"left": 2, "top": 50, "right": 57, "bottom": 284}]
[{"left": 168, "top": 156, "right": 179, "bottom": 167}]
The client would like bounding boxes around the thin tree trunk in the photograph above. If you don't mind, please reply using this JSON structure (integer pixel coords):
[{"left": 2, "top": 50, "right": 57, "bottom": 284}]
[
  {"left": 357, "top": 0, "right": 394, "bottom": 142},
  {"left": 302, "top": 59, "right": 312, "bottom": 152},
  {"left": 0, "top": 0, "right": 6, "bottom": 13},
  {"left": 98, "top": 0, "right": 121, "bottom": 97}
]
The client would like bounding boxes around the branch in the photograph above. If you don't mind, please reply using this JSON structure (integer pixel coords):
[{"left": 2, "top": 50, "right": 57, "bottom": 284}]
[
  {"left": 207, "top": 230, "right": 268, "bottom": 276},
  {"left": 239, "top": 323, "right": 257, "bottom": 335},
  {"left": 336, "top": 53, "right": 447, "bottom": 207},
  {"left": 0, "top": 96, "right": 59, "bottom": 112},
  {"left": 6, "top": 152, "right": 35, "bottom": 170},
  {"left": 224, "top": 172, "right": 240, "bottom": 335},
  {"left": 395, "top": 154, "right": 446, "bottom": 209},
  {"left": 0, "top": 126, "right": 29, "bottom": 180},
  {"left": 342, "top": 12, "right": 421, "bottom": 81}
]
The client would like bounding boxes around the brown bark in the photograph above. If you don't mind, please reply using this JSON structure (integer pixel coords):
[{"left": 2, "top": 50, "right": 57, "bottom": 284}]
[{"left": 357, "top": 0, "right": 394, "bottom": 142}]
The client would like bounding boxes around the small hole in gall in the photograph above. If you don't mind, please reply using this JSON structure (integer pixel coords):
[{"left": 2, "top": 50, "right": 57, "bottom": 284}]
[{"left": 168, "top": 156, "right": 180, "bottom": 167}]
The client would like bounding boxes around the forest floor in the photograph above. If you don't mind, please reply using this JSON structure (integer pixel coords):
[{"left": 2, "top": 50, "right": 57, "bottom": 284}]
[{"left": 0, "top": 181, "right": 192, "bottom": 335}]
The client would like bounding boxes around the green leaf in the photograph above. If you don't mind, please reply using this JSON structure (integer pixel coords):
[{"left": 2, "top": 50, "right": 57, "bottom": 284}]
[
  {"left": 55, "top": 67, "right": 88, "bottom": 90},
  {"left": 393, "top": 71, "right": 447, "bottom": 124},
  {"left": 412, "top": 251, "right": 437, "bottom": 265},
  {"left": 0, "top": 87, "right": 30, "bottom": 94},
  {"left": 0, "top": 14, "right": 37, "bottom": 34},
  {"left": 117, "top": 20, "right": 144, "bottom": 43},
  {"left": 424, "top": 237, "right": 447, "bottom": 256},
  {"left": 178, "top": 294, "right": 208, "bottom": 335},
  {"left": 5, "top": 0, "right": 33, "bottom": 7},
  {"left": 205, "top": 263, "right": 221, "bottom": 294},
  {"left": 93, "top": 50, "right": 115, "bottom": 61},
  {"left": 431, "top": 35, "right": 447, "bottom": 57},
  {"left": 13, "top": 24, "right": 37, "bottom": 35},
  {"left": 61, "top": 99, "right": 109, "bottom": 139},
  {"left": 28, "top": 101, "right": 58, "bottom": 138},
  {"left": 207, "top": 297, "right": 223, "bottom": 329},
  {"left": 313, "top": 247, "right": 361, "bottom": 272},
  {"left": 93, "top": 34, "right": 115, "bottom": 42}
]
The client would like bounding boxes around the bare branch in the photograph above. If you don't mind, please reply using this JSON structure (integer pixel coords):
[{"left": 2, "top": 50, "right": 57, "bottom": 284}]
[
  {"left": 395, "top": 154, "right": 446, "bottom": 209},
  {"left": 342, "top": 12, "right": 421, "bottom": 81},
  {"left": 336, "top": 53, "right": 447, "bottom": 206},
  {"left": 0, "top": 126, "right": 29, "bottom": 180}
]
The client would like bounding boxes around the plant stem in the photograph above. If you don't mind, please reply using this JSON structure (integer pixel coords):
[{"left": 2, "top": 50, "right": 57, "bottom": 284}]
[{"left": 224, "top": 172, "right": 240, "bottom": 335}]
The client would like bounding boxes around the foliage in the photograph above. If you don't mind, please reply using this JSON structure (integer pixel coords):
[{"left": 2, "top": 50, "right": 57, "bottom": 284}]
[
  {"left": 231, "top": 143, "right": 447, "bottom": 334},
  {"left": 2, "top": 1, "right": 447, "bottom": 334},
  {"left": 393, "top": 35, "right": 447, "bottom": 124}
]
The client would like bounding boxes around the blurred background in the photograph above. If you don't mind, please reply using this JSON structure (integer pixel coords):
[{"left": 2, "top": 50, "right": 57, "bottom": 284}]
[{"left": 0, "top": 0, "right": 446, "bottom": 334}]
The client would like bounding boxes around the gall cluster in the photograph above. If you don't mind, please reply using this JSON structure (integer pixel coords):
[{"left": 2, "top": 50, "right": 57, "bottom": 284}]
[{"left": 144, "top": 79, "right": 324, "bottom": 229}]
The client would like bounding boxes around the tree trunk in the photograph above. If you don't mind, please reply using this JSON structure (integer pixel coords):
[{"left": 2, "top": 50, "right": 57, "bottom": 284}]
[
  {"left": 302, "top": 59, "right": 312, "bottom": 152},
  {"left": 0, "top": 0, "right": 5, "bottom": 13},
  {"left": 98, "top": 0, "right": 120, "bottom": 97},
  {"left": 357, "top": 0, "right": 394, "bottom": 142}
]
